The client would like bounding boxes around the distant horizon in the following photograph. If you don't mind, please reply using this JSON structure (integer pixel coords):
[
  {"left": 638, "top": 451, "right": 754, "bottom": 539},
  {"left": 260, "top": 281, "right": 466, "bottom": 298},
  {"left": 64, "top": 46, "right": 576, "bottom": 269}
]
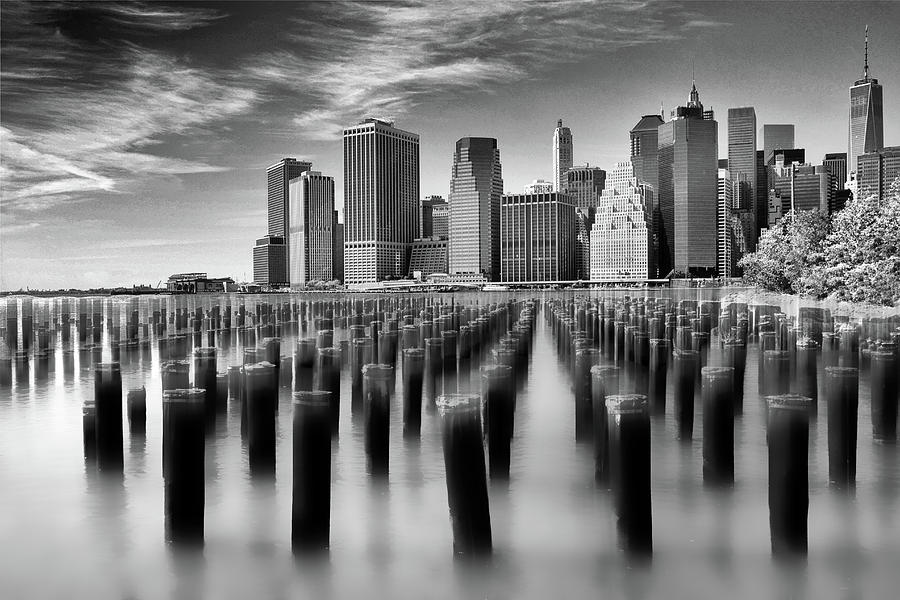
[{"left": 2, "top": 1, "right": 899, "bottom": 290}]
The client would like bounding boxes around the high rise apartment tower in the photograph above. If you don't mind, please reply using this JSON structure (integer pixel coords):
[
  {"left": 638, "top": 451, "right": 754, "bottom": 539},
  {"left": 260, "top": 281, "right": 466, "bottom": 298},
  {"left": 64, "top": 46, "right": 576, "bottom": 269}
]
[{"left": 552, "top": 119, "right": 573, "bottom": 193}]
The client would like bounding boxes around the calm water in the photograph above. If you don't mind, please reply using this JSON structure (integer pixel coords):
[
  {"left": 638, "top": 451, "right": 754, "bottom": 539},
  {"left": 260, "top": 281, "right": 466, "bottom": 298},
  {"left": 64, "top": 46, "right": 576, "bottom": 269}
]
[{"left": 1, "top": 290, "right": 899, "bottom": 599}]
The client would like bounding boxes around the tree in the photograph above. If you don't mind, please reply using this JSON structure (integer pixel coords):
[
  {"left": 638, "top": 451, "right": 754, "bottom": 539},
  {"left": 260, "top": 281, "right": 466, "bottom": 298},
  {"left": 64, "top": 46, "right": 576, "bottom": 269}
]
[
  {"left": 818, "top": 177, "right": 900, "bottom": 306},
  {"left": 739, "top": 209, "right": 830, "bottom": 295}
]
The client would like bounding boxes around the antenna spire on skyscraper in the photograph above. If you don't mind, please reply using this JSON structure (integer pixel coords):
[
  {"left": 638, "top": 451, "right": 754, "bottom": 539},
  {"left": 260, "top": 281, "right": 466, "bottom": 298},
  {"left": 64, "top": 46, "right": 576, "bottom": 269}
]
[{"left": 864, "top": 25, "right": 869, "bottom": 80}]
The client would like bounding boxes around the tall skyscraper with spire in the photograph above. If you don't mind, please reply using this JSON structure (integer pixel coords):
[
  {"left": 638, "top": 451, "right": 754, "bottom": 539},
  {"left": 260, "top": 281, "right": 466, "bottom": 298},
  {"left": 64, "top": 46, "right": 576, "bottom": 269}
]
[
  {"left": 448, "top": 137, "right": 503, "bottom": 281},
  {"left": 657, "top": 80, "right": 718, "bottom": 277},
  {"left": 848, "top": 26, "right": 884, "bottom": 181},
  {"left": 552, "top": 119, "right": 573, "bottom": 192}
]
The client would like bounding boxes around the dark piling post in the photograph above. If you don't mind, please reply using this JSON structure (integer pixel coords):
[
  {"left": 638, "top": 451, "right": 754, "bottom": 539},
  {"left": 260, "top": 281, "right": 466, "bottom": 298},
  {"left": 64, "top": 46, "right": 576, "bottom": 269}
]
[
  {"left": 363, "top": 364, "right": 393, "bottom": 476},
  {"left": 591, "top": 365, "right": 619, "bottom": 484},
  {"left": 613, "top": 321, "right": 626, "bottom": 365},
  {"left": 192, "top": 347, "right": 217, "bottom": 430},
  {"left": 316, "top": 329, "right": 333, "bottom": 351},
  {"left": 401, "top": 324, "right": 419, "bottom": 351},
  {"left": 245, "top": 362, "right": 277, "bottom": 475},
  {"left": 766, "top": 394, "right": 812, "bottom": 555},
  {"left": 794, "top": 339, "right": 819, "bottom": 415},
  {"left": 378, "top": 329, "right": 398, "bottom": 367},
  {"left": 575, "top": 348, "right": 600, "bottom": 441},
  {"left": 83, "top": 400, "right": 96, "bottom": 463},
  {"left": 838, "top": 326, "right": 859, "bottom": 369},
  {"left": 437, "top": 393, "right": 492, "bottom": 556},
  {"left": 315, "top": 348, "right": 342, "bottom": 437},
  {"left": 162, "top": 388, "right": 205, "bottom": 545},
  {"left": 870, "top": 349, "right": 898, "bottom": 441},
  {"left": 648, "top": 339, "right": 669, "bottom": 416},
  {"left": 293, "top": 338, "right": 317, "bottom": 392},
  {"left": 95, "top": 362, "right": 123, "bottom": 474},
  {"left": 227, "top": 365, "right": 242, "bottom": 400},
  {"left": 424, "top": 337, "right": 443, "bottom": 406},
  {"left": 292, "top": 390, "right": 332, "bottom": 554},
  {"left": 702, "top": 366, "right": 735, "bottom": 485},
  {"left": 482, "top": 364, "right": 515, "bottom": 479},
  {"left": 825, "top": 366, "right": 859, "bottom": 489},
  {"left": 351, "top": 338, "right": 374, "bottom": 413},
  {"left": 161, "top": 360, "right": 190, "bottom": 392},
  {"left": 127, "top": 387, "right": 147, "bottom": 435},
  {"left": 761, "top": 350, "right": 791, "bottom": 397},
  {"left": 441, "top": 330, "right": 458, "bottom": 394},
  {"left": 402, "top": 348, "right": 425, "bottom": 439},
  {"left": 673, "top": 349, "right": 698, "bottom": 441},
  {"left": 606, "top": 394, "right": 652, "bottom": 556},
  {"left": 722, "top": 340, "right": 747, "bottom": 415}
]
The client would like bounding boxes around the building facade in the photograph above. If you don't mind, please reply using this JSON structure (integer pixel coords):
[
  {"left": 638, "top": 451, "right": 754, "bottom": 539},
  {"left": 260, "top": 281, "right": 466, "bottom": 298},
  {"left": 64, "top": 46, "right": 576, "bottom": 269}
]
[
  {"left": 630, "top": 114, "right": 664, "bottom": 195},
  {"left": 500, "top": 192, "right": 575, "bottom": 282},
  {"left": 848, "top": 28, "right": 884, "bottom": 180},
  {"left": 448, "top": 137, "right": 503, "bottom": 281},
  {"left": 408, "top": 237, "right": 449, "bottom": 277},
  {"left": 856, "top": 146, "right": 900, "bottom": 200},
  {"left": 589, "top": 160, "right": 652, "bottom": 282},
  {"left": 288, "top": 171, "right": 335, "bottom": 288},
  {"left": 770, "top": 163, "right": 834, "bottom": 214},
  {"left": 657, "top": 82, "right": 718, "bottom": 277},
  {"left": 263, "top": 157, "right": 312, "bottom": 284},
  {"left": 419, "top": 195, "right": 446, "bottom": 238},
  {"left": 574, "top": 207, "right": 594, "bottom": 280},
  {"left": 761, "top": 124, "right": 795, "bottom": 166},
  {"left": 343, "top": 119, "right": 420, "bottom": 285},
  {"left": 727, "top": 107, "right": 757, "bottom": 219},
  {"left": 333, "top": 214, "right": 344, "bottom": 283},
  {"left": 253, "top": 235, "right": 287, "bottom": 286},
  {"left": 565, "top": 165, "right": 606, "bottom": 209},
  {"left": 823, "top": 153, "right": 848, "bottom": 192},
  {"left": 524, "top": 179, "right": 553, "bottom": 194},
  {"left": 552, "top": 119, "right": 573, "bottom": 193},
  {"left": 717, "top": 168, "right": 740, "bottom": 278}
]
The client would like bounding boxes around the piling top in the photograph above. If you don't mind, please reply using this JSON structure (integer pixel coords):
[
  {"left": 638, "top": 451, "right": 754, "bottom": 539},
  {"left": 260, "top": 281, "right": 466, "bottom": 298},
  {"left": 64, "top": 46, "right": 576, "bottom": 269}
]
[
  {"left": 362, "top": 363, "right": 394, "bottom": 379},
  {"left": 424, "top": 337, "right": 443, "bottom": 347},
  {"left": 872, "top": 350, "right": 896, "bottom": 362},
  {"left": 575, "top": 347, "right": 600, "bottom": 357},
  {"left": 352, "top": 337, "right": 374, "bottom": 348},
  {"left": 292, "top": 389, "right": 331, "bottom": 407},
  {"left": 673, "top": 348, "right": 699, "bottom": 359},
  {"left": 590, "top": 365, "right": 620, "bottom": 379},
  {"left": 723, "top": 339, "right": 746, "bottom": 347},
  {"left": 605, "top": 394, "right": 649, "bottom": 415},
  {"left": 318, "top": 347, "right": 341, "bottom": 361},
  {"left": 193, "top": 347, "right": 216, "bottom": 358},
  {"left": 649, "top": 338, "right": 670, "bottom": 348},
  {"left": 765, "top": 394, "right": 812, "bottom": 412},
  {"left": 244, "top": 361, "right": 275, "bottom": 376},
  {"left": 824, "top": 366, "right": 859, "bottom": 378},
  {"left": 480, "top": 364, "right": 513, "bottom": 380},
  {"left": 436, "top": 393, "right": 481, "bottom": 416},
  {"left": 763, "top": 350, "right": 790, "bottom": 359},
  {"left": 795, "top": 337, "right": 819, "bottom": 350},
  {"left": 402, "top": 347, "right": 425, "bottom": 360},
  {"left": 261, "top": 337, "right": 280, "bottom": 345},
  {"left": 163, "top": 388, "right": 205, "bottom": 403},
  {"left": 441, "top": 330, "right": 457, "bottom": 340},
  {"left": 227, "top": 365, "right": 241, "bottom": 373},
  {"left": 95, "top": 362, "right": 121, "bottom": 374},
  {"left": 162, "top": 359, "right": 190, "bottom": 372},
  {"left": 701, "top": 366, "right": 734, "bottom": 379}
]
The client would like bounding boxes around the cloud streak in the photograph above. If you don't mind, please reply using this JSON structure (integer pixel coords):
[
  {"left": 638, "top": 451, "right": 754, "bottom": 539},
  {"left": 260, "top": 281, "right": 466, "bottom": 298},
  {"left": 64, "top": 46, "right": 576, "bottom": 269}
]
[{"left": 245, "top": 0, "right": 728, "bottom": 140}]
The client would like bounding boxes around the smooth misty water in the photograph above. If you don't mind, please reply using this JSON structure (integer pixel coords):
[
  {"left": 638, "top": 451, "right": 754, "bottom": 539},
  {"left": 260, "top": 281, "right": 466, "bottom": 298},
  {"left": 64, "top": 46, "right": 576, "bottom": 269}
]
[{"left": 1, "top": 291, "right": 899, "bottom": 599}]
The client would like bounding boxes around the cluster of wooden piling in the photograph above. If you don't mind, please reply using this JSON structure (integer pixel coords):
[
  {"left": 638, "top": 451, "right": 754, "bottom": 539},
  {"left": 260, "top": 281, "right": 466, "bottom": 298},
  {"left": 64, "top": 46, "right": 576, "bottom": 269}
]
[
  {"left": 2, "top": 293, "right": 897, "bottom": 558},
  {"left": 544, "top": 295, "right": 899, "bottom": 556}
]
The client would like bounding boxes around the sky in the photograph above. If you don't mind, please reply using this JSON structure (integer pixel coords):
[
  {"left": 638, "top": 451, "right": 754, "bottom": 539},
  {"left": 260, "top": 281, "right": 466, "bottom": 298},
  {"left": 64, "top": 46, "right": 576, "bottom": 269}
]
[{"left": 2, "top": 0, "right": 899, "bottom": 290}]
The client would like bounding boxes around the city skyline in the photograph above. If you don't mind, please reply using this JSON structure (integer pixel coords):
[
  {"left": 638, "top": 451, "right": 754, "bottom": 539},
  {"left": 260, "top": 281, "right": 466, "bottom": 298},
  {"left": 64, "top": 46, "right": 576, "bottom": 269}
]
[{"left": 2, "top": 1, "right": 900, "bottom": 289}]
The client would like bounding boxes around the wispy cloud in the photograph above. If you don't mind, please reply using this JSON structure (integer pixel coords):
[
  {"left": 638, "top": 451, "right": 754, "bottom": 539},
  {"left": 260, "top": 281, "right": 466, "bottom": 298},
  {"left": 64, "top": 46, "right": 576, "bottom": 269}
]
[
  {"left": 246, "top": 0, "right": 727, "bottom": 140},
  {"left": 1, "top": 2, "right": 254, "bottom": 211}
]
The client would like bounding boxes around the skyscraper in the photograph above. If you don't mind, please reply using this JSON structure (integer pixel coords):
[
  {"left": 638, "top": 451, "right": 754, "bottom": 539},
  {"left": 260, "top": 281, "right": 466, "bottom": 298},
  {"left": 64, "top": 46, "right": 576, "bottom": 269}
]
[
  {"left": 630, "top": 114, "right": 664, "bottom": 194},
  {"left": 657, "top": 81, "right": 719, "bottom": 277},
  {"left": 332, "top": 212, "right": 344, "bottom": 283},
  {"left": 265, "top": 157, "right": 312, "bottom": 283},
  {"left": 848, "top": 26, "right": 884, "bottom": 180},
  {"left": 253, "top": 235, "right": 287, "bottom": 286},
  {"left": 448, "top": 137, "right": 503, "bottom": 281},
  {"left": 770, "top": 162, "right": 834, "bottom": 214},
  {"left": 590, "top": 160, "right": 653, "bottom": 282},
  {"left": 288, "top": 171, "right": 335, "bottom": 288},
  {"left": 500, "top": 192, "right": 575, "bottom": 282},
  {"left": 760, "top": 125, "right": 795, "bottom": 166},
  {"left": 565, "top": 165, "right": 606, "bottom": 208},
  {"left": 574, "top": 208, "right": 594, "bottom": 280},
  {"left": 419, "top": 195, "right": 445, "bottom": 238},
  {"left": 552, "top": 119, "right": 573, "bottom": 193},
  {"left": 727, "top": 107, "right": 757, "bottom": 214},
  {"left": 823, "top": 153, "right": 848, "bottom": 192},
  {"left": 717, "top": 168, "right": 739, "bottom": 278},
  {"left": 856, "top": 146, "right": 900, "bottom": 200},
  {"left": 343, "top": 119, "right": 420, "bottom": 285}
]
